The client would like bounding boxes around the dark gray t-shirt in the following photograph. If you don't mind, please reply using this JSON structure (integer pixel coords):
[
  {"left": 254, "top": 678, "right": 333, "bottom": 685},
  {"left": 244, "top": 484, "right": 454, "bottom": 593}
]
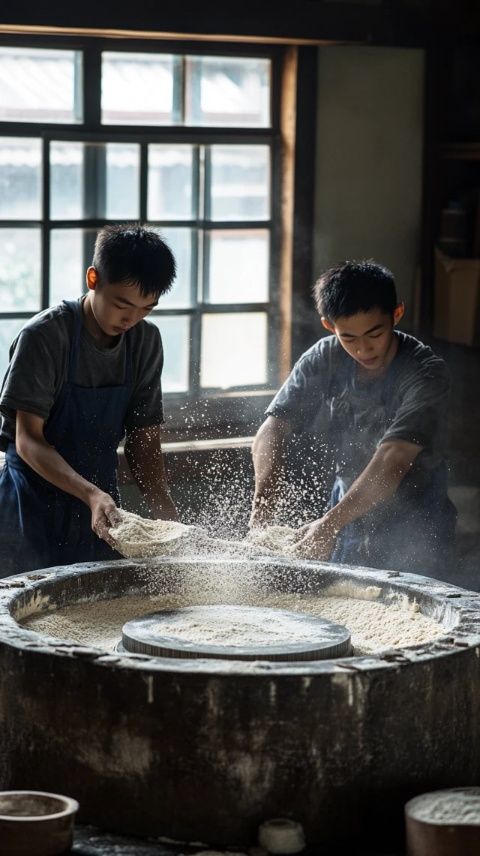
[
  {"left": 0, "top": 298, "right": 164, "bottom": 450},
  {"left": 266, "top": 331, "right": 450, "bottom": 483}
]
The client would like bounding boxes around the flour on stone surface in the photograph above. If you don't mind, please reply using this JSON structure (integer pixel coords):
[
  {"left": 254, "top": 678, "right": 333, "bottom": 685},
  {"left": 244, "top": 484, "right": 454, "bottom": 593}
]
[
  {"left": 147, "top": 606, "right": 327, "bottom": 647},
  {"left": 22, "top": 572, "right": 444, "bottom": 655}
]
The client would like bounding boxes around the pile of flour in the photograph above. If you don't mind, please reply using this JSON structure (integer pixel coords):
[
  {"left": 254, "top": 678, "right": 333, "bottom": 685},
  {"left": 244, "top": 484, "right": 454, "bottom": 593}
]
[
  {"left": 408, "top": 789, "right": 480, "bottom": 825},
  {"left": 22, "top": 579, "right": 444, "bottom": 655}
]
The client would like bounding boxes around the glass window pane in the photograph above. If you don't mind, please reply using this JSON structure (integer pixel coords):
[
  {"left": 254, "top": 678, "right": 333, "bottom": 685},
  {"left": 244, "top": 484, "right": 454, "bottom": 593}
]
[
  {"left": 148, "top": 145, "right": 194, "bottom": 220},
  {"left": 150, "top": 316, "right": 190, "bottom": 393},
  {"left": 207, "top": 230, "right": 269, "bottom": 303},
  {"left": 50, "top": 142, "right": 140, "bottom": 220},
  {"left": 0, "top": 138, "right": 42, "bottom": 220},
  {"left": 201, "top": 312, "right": 267, "bottom": 389},
  {"left": 186, "top": 56, "right": 270, "bottom": 127},
  {"left": 50, "top": 230, "right": 95, "bottom": 306},
  {"left": 151, "top": 228, "right": 193, "bottom": 309},
  {"left": 102, "top": 52, "right": 180, "bottom": 125},
  {"left": 105, "top": 143, "right": 140, "bottom": 219},
  {"left": 209, "top": 145, "right": 270, "bottom": 221},
  {"left": 0, "top": 229, "right": 41, "bottom": 312},
  {"left": 50, "top": 142, "right": 83, "bottom": 219},
  {"left": 0, "top": 47, "right": 82, "bottom": 124},
  {"left": 0, "top": 318, "right": 27, "bottom": 384}
]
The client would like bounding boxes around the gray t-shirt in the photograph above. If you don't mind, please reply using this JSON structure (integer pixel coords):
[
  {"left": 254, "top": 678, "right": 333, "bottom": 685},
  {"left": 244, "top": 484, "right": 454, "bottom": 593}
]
[
  {"left": 0, "top": 298, "right": 164, "bottom": 450},
  {"left": 266, "top": 331, "right": 450, "bottom": 483}
]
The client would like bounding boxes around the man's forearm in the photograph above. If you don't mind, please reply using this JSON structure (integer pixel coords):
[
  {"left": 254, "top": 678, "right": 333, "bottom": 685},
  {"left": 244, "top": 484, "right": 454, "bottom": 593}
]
[
  {"left": 251, "top": 421, "right": 289, "bottom": 514},
  {"left": 324, "top": 441, "right": 420, "bottom": 533},
  {"left": 125, "top": 444, "right": 169, "bottom": 497},
  {"left": 124, "top": 431, "right": 176, "bottom": 518},
  {"left": 16, "top": 433, "right": 98, "bottom": 506}
]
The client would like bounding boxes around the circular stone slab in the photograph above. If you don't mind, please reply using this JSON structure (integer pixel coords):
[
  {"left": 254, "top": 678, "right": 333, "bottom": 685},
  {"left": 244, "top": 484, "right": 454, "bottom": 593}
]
[{"left": 121, "top": 605, "right": 351, "bottom": 661}]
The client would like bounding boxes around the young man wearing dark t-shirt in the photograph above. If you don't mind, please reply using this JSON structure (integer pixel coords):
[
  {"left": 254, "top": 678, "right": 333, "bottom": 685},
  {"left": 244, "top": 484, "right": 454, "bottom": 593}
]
[
  {"left": 0, "top": 224, "right": 178, "bottom": 577},
  {"left": 250, "top": 260, "right": 457, "bottom": 577}
]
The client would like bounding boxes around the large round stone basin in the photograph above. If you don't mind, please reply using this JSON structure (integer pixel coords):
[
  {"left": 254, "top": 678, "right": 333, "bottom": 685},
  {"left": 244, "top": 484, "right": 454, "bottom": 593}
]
[{"left": 0, "top": 556, "right": 479, "bottom": 849}]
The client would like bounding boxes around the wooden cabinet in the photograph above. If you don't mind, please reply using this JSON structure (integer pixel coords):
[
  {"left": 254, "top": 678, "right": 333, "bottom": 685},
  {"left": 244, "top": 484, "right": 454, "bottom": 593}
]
[{"left": 422, "top": 45, "right": 480, "bottom": 335}]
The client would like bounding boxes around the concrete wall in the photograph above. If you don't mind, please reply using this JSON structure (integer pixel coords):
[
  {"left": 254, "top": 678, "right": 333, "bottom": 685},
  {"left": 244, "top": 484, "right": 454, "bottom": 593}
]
[{"left": 312, "top": 45, "right": 425, "bottom": 327}]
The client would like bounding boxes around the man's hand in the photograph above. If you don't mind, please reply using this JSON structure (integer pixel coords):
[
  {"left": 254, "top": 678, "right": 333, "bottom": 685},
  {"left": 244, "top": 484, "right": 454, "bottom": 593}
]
[
  {"left": 289, "top": 516, "right": 338, "bottom": 561},
  {"left": 248, "top": 496, "right": 275, "bottom": 529},
  {"left": 88, "top": 488, "right": 121, "bottom": 544}
]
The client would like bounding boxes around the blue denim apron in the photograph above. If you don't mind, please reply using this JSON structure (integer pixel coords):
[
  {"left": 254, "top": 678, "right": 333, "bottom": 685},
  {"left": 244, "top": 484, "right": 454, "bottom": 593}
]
[
  {"left": 0, "top": 300, "right": 132, "bottom": 577},
  {"left": 327, "top": 362, "right": 457, "bottom": 576}
]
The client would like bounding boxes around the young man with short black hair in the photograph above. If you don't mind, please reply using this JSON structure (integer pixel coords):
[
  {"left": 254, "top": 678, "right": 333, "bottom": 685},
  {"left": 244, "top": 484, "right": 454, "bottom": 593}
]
[
  {"left": 0, "top": 224, "right": 177, "bottom": 576},
  {"left": 250, "top": 260, "right": 457, "bottom": 576}
]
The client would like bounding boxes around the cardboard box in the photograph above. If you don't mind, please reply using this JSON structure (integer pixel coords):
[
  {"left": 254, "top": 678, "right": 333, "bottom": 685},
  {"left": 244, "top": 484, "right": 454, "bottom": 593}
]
[{"left": 434, "top": 248, "right": 480, "bottom": 346}]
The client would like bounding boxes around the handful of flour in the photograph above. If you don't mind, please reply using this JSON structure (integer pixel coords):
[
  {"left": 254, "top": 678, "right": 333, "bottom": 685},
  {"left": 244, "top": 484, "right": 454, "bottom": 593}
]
[
  {"left": 109, "top": 509, "right": 302, "bottom": 561},
  {"left": 109, "top": 509, "right": 206, "bottom": 558}
]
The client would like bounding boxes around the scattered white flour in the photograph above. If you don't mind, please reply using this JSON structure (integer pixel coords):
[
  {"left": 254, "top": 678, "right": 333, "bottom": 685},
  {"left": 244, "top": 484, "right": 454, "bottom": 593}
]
[
  {"left": 408, "top": 788, "right": 480, "bottom": 825},
  {"left": 110, "top": 513, "right": 305, "bottom": 560},
  {"left": 22, "top": 577, "right": 444, "bottom": 655},
  {"left": 245, "top": 525, "right": 298, "bottom": 553}
]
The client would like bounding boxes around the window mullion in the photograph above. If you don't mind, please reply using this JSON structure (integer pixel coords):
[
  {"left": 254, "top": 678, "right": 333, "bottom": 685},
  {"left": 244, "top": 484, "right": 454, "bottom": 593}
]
[
  {"left": 82, "top": 46, "right": 101, "bottom": 131},
  {"left": 189, "top": 144, "right": 204, "bottom": 398},
  {"left": 41, "top": 136, "right": 50, "bottom": 310},
  {"left": 140, "top": 142, "right": 148, "bottom": 222}
]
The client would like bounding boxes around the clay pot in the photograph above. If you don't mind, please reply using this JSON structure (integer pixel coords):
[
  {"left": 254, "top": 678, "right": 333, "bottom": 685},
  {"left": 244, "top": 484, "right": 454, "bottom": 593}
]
[
  {"left": 405, "top": 787, "right": 480, "bottom": 856},
  {"left": 0, "top": 790, "right": 79, "bottom": 856}
]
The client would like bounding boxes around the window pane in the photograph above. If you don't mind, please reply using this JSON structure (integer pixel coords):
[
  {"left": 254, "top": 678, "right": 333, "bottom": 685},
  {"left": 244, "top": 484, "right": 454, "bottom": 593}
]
[
  {"left": 186, "top": 56, "right": 270, "bottom": 127},
  {"left": 148, "top": 145, "right": 194, "bottom": 220},
  {"left": 207, "top": 230, "right": 269, "bottom": 303},
  {"left": 50, "top": 142, "right": 140, "bottom": 220},
  {"left": 50, "top": 142, "right": 83, "bottom": 220},
  {"left": 0, "top": 47, "right": 82, "bottom": 124},
  {"left": 201, "top": 313, "right": 267, "bottom": 388},
  {"left": 153, "top": 228, "right": 193, "bottom": 309},
  {"left": 0, "top": 228, "right": 41, "bottom": 312},
  {"left": 0, "top": 138, "right": 42, "bottom": 220},
  {"left": 0, "top": 318, "right": 26, "bottom": 383},
  {"left": 150, "top": 316, "right": 190, "bottom": 393},
  {"left": 102, "top": 52, "right": 180, "bottom": 125},
  {"left": 50, "top": 230, "right": 95, "bottom": 305},
  {"left": 209, "top": 145, "right": 270, "bottom": 221},
  {"left": 105, "top": 144, "right": 140, "bottom": 219}
]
